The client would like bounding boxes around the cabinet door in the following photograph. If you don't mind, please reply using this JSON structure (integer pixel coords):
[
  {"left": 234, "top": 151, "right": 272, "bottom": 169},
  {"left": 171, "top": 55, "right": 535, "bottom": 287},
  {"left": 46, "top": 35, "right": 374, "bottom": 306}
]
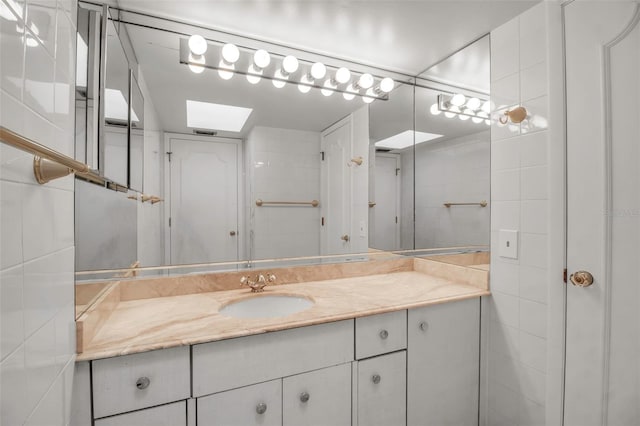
[
  {"left": 283, "top": 363, "right": 351, "bottom": 426},
  {"left": 94, "top": 401, "right": 186, "bottom": 426},
  {"left": 356, "top": 351, "right": 406, "bottom": 426},
  {"left": 407, "top": 298, "right": 480, "bottom": 426},
  {"left": 197, "top": 379, "right": 282, "bottom": 426}
]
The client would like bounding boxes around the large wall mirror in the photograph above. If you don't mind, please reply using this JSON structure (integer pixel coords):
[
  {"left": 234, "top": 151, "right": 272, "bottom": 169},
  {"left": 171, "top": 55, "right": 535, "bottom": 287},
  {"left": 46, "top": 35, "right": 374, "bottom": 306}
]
[{"left": 74, "top": 6, "right": 491, "bottom": 316}]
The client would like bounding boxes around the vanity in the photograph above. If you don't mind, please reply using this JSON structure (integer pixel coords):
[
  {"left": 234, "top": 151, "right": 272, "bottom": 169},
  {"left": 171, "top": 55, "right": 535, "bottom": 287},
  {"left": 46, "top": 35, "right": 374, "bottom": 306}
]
[{"left": 72, "top": 256, "right": 488, "bottom": 426}]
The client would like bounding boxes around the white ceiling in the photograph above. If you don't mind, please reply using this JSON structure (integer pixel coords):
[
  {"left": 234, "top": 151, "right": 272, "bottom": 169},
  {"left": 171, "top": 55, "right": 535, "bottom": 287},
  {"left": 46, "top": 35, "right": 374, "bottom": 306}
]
[{"left": 117, "top": 0, "right": 538, "bottom": 75}]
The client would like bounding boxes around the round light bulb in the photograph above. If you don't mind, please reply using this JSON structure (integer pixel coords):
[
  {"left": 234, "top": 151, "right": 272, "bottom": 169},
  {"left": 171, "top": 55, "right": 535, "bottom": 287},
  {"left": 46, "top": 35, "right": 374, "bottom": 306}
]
[
  {"left": 343, "top": 83, "right": 357, "bottom": 100},
  {"left": 217, "top": 60, "right": 234, "bottom": 80},
  {"left": 310, "top": 62, "right": 326, "bottom": 80},
  {"left": 335, "top": 67, "right": 351, "bottom": 84},
  {"left": 358, "top": 73, "right": 374, "bottom": 89},
  {"left": 481, "top": 100, "right": 492, "bottom": 114},
  {"left": 221, "top": 43, "right": 240, "bottom": 64},
  {"left": 362, "top": 88, "right": 376, "bottom": 103},
  {"left": 379, "top": 77, "right": 394, "bottom": 93},
  {"left": 298, "top": 74, "right": 312, "bottom": 93},
  {"left": 189, "top": 34, "right": 207, "bottom": 56},
  {"left": 321, "top": 79, "right": 336, "bottom": 96},
  {"left": 273, "top": 69, "right": 287, "bottom": 88},
  {"left": 485, "top": 119, "right": 491, "bottom": 126},
  {"left": 282, "top": 55, "right": 299, "bottom": 74},
  {"left": 246, "top": 64, "right": 262, "bottom": 84},
  {"left": 466, "top": 97, "right": 481, "bottom": 110},
  {"left": 188, "top": 53, "right": 205, "bottom": 74},
  {"left": 430, "top": 103, "right": 441, "bottom": 116},
  {"left": 459, "top": 111, "right": 471, "bottom": 121},
  {"left": 472, "top": 117, "right": 483, "bottom": 124},
  {"left": 477, "top": 111, "right": 489, "bottom": 119},
  {"left": 450, "top": 93, "right": 466, "bottom": 106},
  {"left": 253, "top": 49, "right": 270, "bottom": 69},
  {"left": 444, "top": 106, "right": 459, "bottom": 118}
]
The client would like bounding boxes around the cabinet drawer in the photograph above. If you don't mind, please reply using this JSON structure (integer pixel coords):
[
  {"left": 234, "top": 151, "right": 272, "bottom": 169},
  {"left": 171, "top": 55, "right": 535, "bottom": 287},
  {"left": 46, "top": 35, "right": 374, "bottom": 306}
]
[
  {"left": 283, "top": 363, "right": 351, "bottom": 426},
  {"left": 92, "top": 346, "right": 191, "bottom": 418},
  {"left": 193, "top": 320, "right": 354, "bottom": 396},
  {"left": 355, "top": 351, "right": 406, "bottom": 426},
  {"left": 197, "top": 379, "right": 282, "bottom": 426},
  {"left": 94, "top": 401, "right": 186, "bottom": 426},
  {"left": 355, "top": 310, "right": 407, "bottom": 359}
]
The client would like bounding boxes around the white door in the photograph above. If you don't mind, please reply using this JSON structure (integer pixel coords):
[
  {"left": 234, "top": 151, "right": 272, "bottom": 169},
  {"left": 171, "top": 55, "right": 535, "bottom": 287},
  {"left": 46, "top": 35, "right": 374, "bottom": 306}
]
[
  {"left": 168, "top": 136, "right": 240, "bottom": 265},
  {"left": 565, "top": 2, "right": 640, "bottom": 425},
  {"left": 321, "top": 118, "right": 352, "bottom": 256},
  {"left": 372, "top": 154, "right": 400, "bottom": 250}
]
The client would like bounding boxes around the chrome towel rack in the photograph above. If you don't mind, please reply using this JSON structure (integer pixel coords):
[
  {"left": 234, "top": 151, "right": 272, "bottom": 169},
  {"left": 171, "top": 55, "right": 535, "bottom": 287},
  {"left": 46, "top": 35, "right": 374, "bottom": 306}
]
[
  {"left": 443, "top": 201, "right": 488, "bottom": 208},
  {"left": 255, "top": 199, "right": 319, "bottom": 207}
]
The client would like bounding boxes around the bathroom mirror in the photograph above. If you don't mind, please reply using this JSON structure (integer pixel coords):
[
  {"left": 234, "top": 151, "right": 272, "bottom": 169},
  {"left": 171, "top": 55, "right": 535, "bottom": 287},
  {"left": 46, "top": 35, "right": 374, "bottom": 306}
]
[
  {"left": 101, "top": 15, "right": 130, "bottom": 185},
  {"left": 74, "top": 9, "right": 491, "bottom": 316},
  {"left": 129, "top": 72, "right": 144, "bottom": 192}
]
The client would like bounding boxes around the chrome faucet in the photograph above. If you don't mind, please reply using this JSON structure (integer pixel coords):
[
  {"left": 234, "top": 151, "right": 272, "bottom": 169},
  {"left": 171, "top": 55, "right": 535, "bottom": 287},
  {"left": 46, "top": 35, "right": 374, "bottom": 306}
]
[{"left": 240, "top": 273, "right": 276, "bottom": 293}]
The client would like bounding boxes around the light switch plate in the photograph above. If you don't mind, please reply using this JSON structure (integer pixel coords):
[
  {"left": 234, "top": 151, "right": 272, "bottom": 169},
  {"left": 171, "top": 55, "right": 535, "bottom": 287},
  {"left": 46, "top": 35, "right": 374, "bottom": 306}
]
[{"left": 499, "top": 229, "right": 519, "bottom": 259}]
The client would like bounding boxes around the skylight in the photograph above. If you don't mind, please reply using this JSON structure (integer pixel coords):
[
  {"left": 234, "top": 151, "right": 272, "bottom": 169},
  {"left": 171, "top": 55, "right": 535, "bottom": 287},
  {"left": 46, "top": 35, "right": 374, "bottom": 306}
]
[
  {"left": 105, "top": 89, "right": 139, "bottom": 122},
  {"left": 375, "top": 130, "right": 443, "bottom": 150},
  {"left": 186, "top": 100, "right": 253, "bottom": 132}
]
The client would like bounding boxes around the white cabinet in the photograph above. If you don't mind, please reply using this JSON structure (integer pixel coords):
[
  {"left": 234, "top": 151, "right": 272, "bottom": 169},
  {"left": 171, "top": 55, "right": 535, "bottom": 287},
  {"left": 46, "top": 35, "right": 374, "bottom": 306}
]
[
  {"left": 355, "top": 310, "right": 407, "bottom": 359},
  {"left": 92, "top": 346, "right": 191, "bottom": 418},
  {"left": 197, "top": 379, "right": 282, "bottom": 426},
  {"left": 407, "top": 298, "right": 480, "bottom": 426},
  {"left": 94, "top": 401, "right": 186, "bottom": 426},
  {"left": 283, "top": 364, "right": 352, "bottom": 426},
  {"left": 193, "top": 320, "right": 354, "bottom": 396},
  {"left": 354, "top": 351, "right": 407, "bottom": 426}
]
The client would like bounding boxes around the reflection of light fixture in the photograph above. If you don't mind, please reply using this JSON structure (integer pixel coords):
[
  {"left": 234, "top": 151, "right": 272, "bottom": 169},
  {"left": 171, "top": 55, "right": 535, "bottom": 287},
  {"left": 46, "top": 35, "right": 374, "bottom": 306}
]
[
  {"left": 180, "top": 36, "right": 394, "bottom": 102},
  {"left": 188, "top": 53, "right": 206, "bottom": 74},
  {"left": 310, "top": 62, "right": 327, "bottom": 80},
  {"left": 431, "top": 93, "right": 490, "bottom": 125},
  {"left": 189, "top": 35, "right": 207, "bottom": 56}
]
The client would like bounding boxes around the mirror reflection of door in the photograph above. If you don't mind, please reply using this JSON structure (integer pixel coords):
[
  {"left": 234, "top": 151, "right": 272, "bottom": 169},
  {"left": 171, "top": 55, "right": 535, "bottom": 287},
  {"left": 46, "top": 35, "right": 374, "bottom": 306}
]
[
  {"left": 320, "top": 118, "right": 352, "bottom": 256},
  {"left": 372, "top": 154, "right": 400, "bottom": 250},
  {"left": 167, "top": 136, "right": 240, "bottom": 265}
]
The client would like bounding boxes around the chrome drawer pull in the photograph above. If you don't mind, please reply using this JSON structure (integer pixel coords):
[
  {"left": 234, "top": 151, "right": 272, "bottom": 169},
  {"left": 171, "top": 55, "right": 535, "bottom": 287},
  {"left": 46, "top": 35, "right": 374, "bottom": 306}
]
[
  {"left": 300, "top": 392, "right": 310, "bottom": 403},
  {"left": 379, "top": 329, "right": 389, "bottom": 339},
  {"left": 256, "top": 402, "right": 267, "bottom": 415},
  {"left": 372, "top": 374, "right": 381, "bottom": 384},
  {"left": 419, "top": 321, "right": 428, "bottom": 332},
  {"left": 136, "top": 376, "right": 150, "bottom": 390}
]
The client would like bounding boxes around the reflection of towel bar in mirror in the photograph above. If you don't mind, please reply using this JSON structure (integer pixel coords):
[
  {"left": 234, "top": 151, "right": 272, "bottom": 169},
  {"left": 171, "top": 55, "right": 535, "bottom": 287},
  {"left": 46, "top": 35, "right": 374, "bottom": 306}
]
[
  {"left": 444, "top": 201, "right": 488, "bottom": 208},
  {"left": 0, "top": 126, "right": 128, "bottom": 192},
  {"left": 256, "top": 199, "right": 320, "bottom": 207}
]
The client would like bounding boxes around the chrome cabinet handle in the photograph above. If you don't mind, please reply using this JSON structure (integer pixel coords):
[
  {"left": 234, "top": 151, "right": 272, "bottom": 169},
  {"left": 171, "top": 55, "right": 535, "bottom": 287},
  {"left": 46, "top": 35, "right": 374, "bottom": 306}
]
[
  {"left": 299, "top": 392, "right": 310, "bottom": 403},
  {"left": 379, "top": 329, "right": 389, "bottom": 339},
  {"left": 419, "top": 321, "right": 428, "bottom": 332},
  {"left": 136, "top": 377, "right": 150, "bottom": 390},
  {"left": 372, "top": 374, "right": 381, "bottom": 384},
  {"left": 256, "top": 402, "right": 267, "bottom": 415}
]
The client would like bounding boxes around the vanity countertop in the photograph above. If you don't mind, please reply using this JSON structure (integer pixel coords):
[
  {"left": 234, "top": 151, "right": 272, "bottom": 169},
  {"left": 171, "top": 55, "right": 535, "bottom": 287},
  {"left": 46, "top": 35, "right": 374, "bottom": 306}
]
[{"left": 77, "top": 257, "right": 489, "bottom": 361}]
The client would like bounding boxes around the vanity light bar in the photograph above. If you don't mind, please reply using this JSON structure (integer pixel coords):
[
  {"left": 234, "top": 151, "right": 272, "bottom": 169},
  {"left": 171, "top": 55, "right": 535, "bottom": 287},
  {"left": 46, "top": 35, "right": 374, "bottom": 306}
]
[
  {"left": 181, "top": 36, "right": 394, "bottom": 102},
  {"left": 431, "top": 94, "right": 491, "bottom": 125}
]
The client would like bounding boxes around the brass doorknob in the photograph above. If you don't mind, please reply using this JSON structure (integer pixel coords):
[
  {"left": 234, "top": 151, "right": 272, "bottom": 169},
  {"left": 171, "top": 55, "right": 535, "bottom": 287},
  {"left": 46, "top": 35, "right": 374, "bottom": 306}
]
[{"left": 570, "top": 270, "right": 594, "bottom": 287}]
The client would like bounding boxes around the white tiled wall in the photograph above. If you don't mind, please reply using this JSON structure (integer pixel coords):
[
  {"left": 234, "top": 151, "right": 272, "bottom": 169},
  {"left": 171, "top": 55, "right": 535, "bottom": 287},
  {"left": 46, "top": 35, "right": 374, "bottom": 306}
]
[
  {"left": 0, "top": 0, "right": 77, "bottom": 425},
  {"left": 408, "top": 130, "right": 490, "bottom": 249},
  {"left": 484, "top": 3, "right": 552, "bottom": 425},
  {"left": 246, "top": 126, "right": 321, "bottom": 260}
]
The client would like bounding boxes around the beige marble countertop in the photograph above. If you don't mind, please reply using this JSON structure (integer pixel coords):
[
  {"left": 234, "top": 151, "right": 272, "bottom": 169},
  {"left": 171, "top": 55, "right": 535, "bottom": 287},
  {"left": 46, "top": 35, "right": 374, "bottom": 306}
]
[{"left": 77, "top": 258, "right": 489, "bottom": 361}]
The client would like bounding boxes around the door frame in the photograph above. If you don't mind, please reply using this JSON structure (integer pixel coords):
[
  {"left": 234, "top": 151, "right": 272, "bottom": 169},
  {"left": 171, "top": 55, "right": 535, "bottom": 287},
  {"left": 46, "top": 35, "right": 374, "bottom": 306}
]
[{"left": 163, "top": 132, "right": 245, "bottom": 266}]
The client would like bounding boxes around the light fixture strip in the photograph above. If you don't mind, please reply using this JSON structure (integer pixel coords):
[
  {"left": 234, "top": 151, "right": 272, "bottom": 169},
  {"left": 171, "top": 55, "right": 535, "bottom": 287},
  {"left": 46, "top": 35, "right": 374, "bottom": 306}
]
[
  {"left": 437, "top": 94, "right": 488, "bottom": 118},
  {"left": 181, "top": 37, "right": 394, "bottom": 99}
]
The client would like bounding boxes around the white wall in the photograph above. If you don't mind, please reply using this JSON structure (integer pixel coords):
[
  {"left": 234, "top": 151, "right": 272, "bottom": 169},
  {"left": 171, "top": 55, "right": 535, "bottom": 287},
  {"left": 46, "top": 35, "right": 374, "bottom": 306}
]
[
  {"left": 136, "top": 70, "right": 164, "bottom": 267},
  {"left": 411, "top": 130, "right": 490, "bottom": 249},
  {"left": 0, "top": 0, "right": 78, "bottom": 424},
  {"left": 246, "top": 126, "right": 321, "bottom": 260},
  {"left": 483, "top": 2, "right": 564, "bottom": 425}
]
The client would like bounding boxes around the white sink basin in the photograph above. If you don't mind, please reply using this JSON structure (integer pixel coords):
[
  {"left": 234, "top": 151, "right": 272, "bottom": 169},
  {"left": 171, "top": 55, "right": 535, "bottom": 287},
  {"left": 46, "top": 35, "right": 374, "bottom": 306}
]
[{"left": 219, "top": 294, "right": 314, "bottom": 319}]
